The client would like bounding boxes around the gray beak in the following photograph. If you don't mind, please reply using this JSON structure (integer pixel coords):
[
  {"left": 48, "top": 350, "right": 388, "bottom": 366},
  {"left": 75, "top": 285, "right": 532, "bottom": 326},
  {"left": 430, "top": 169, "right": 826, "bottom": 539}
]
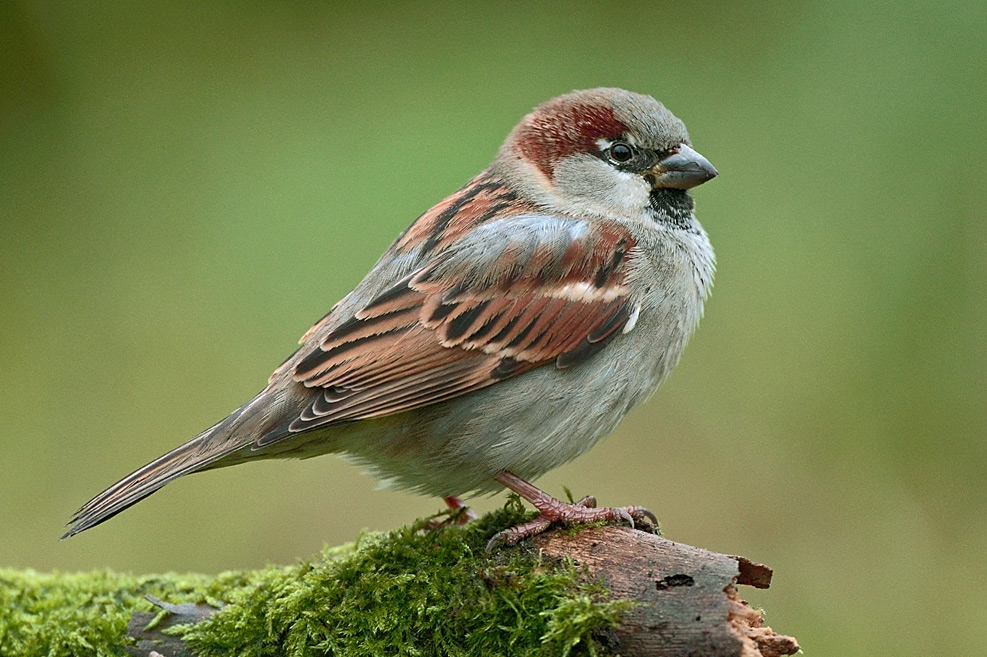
[{"left": 650, "top": 144, "right": 718, "bottom": 190}]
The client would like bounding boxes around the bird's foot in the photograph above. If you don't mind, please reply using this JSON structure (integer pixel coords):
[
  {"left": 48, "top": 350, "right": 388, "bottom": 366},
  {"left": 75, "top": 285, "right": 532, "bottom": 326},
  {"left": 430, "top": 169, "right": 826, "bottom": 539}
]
[
  {"left": 486, "top": 471, "right": 657, "bottom": 550},
  {"left": 423, "top": 496, "right": 478, "bottom": 530},
  {"left": 443, "top": 496, "right": 479, "bottom": 524}
]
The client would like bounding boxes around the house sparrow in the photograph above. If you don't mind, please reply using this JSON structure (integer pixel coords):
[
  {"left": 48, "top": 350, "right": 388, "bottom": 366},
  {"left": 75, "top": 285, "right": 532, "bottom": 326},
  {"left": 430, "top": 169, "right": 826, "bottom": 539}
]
[{"left": 64, "top": 88, "right": 717, "bottom": 547}]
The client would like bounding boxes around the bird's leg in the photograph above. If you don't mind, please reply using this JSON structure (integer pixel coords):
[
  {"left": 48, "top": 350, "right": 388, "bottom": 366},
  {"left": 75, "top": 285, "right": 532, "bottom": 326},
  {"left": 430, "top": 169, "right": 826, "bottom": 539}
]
[
  {"left": 422, "top": 496, "right": 478, "bottom": 531},
  {"left": 443, "top": 496, "right": 478, "bottom": 524},
  {"left": 487, "top": 471, "right": 657, "bottom": 550}
]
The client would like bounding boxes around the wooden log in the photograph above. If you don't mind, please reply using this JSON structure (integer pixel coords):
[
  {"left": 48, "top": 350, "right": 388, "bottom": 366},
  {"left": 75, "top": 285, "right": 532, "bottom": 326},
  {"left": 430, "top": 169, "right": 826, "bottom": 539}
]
[
  {"left": 127, "top": 525, "right": 798, "bottom": 656},
  {"left": 533, "top": 526, "right": 798, "bottom": 657}
]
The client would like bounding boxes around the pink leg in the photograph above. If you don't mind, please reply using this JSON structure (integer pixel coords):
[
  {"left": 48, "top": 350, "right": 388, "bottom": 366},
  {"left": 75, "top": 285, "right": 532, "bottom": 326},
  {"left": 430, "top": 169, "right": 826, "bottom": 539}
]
[
  {"left": 443, "top": 496, "right": 478, "bottom": 524},
  {"left": 423, "top": 496, "right": 478, "bottom": 530},
  {"left": 487, "top": 471, "right": 657, "bottom": 549}
]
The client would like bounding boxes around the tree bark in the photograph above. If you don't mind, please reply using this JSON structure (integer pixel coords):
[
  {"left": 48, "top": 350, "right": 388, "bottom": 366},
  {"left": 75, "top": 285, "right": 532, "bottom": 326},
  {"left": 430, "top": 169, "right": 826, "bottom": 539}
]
[
  {"left": 128, "top": 526, "right": 798, "bottom": 657},
  {"left": 532, "top": 526, "right": 798, "bottom": 657}
]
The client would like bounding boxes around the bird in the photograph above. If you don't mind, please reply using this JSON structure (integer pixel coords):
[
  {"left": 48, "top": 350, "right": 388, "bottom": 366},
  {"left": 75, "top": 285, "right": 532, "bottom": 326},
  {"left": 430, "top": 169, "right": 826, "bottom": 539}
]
[{"left": 63, "top": 88, "right": 717, "bottom": 547}]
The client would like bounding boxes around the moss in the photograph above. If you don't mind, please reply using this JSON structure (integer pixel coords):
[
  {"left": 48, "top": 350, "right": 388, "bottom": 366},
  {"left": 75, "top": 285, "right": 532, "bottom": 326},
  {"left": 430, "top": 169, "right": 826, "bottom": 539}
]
[
  {"left": 0, "top": 499, "right": 628, "bottom": 656},
  {"left": 0, "top": 567, "right": 247, "bottom": 657}
]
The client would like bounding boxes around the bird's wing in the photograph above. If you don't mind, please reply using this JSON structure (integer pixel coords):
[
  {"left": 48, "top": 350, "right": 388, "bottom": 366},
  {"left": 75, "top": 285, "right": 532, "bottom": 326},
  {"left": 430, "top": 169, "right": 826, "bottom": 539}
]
[{"left": 263, "top": 215, "right": 640, "bottom": 441}]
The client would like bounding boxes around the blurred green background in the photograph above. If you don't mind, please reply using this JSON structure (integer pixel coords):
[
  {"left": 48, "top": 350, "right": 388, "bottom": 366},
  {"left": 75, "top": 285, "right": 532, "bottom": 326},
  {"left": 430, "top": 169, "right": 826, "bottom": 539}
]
[{"left": 1, "top": 1, "right": 985, "bottom": 655}]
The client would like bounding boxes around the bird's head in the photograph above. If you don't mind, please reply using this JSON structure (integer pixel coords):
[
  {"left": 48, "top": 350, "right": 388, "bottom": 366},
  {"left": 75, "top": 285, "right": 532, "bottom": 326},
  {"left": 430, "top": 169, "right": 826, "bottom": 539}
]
[{"left": 498, "top": 88, "right": 717, "bottom": 223}]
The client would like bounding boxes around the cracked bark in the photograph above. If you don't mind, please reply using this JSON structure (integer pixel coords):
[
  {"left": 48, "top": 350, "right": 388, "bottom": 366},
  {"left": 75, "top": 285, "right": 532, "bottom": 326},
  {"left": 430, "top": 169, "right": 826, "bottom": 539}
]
[{"left": 532, "top": 526, "right": 798, "bottom": 657}]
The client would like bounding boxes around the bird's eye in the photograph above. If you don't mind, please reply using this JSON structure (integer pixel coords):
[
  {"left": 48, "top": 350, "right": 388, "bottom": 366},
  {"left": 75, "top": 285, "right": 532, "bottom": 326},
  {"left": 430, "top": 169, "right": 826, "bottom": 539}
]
[{"left": 608, "top": 142, "right": 634, "bottom": 163}]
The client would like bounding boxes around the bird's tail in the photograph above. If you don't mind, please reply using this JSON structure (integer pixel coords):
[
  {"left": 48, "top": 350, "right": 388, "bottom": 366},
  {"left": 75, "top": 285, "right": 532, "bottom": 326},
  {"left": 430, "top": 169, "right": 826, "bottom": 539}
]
[{"left": 62, "top": 403, "right": 258, "bottom": 539}]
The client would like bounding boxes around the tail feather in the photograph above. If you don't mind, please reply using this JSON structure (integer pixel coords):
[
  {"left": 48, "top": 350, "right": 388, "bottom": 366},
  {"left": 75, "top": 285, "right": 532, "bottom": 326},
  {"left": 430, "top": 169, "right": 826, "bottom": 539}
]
[{"left": 62, "top": 411, "right": 250, "bottom": 538}]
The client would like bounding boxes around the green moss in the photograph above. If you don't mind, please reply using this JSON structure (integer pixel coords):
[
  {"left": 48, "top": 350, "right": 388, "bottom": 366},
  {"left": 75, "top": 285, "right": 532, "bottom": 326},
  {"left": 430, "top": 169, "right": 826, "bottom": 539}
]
[
  {"left": 0, "top": 500, "right": 628, "bottom": 657},
  {"left": 0, "top": 567, "right": 248, "bottom": 657}
]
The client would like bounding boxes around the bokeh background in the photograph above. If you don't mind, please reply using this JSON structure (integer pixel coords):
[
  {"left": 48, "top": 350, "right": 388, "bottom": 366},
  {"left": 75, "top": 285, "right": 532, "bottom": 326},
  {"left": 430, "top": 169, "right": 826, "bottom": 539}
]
[{"left": 2, "top": 2, "right": 985, "bottom": 655}]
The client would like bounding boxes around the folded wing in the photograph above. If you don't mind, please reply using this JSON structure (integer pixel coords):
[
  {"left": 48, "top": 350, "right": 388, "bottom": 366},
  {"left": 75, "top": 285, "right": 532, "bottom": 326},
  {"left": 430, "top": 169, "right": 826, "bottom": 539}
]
[{"left": 271, "top": 216, "right": 640, "bottom": 440}]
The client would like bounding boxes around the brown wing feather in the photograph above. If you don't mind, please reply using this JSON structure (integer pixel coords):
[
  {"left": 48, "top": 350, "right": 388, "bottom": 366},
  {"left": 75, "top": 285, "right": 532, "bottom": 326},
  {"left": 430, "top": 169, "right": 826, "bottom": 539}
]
[{"left": 267, "top": 217, "right": 639, "bottom": 440}]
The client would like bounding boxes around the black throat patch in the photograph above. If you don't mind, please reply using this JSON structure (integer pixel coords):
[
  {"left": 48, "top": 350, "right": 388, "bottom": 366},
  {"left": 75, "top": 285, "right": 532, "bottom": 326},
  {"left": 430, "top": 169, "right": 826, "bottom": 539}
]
[{"left": 649, "top": 188, "right": 697, "bottom": 232}]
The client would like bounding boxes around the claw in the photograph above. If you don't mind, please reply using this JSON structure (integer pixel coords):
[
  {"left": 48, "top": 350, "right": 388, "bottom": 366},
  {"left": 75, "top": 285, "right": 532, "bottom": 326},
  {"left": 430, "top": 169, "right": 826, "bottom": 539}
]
[{"left": 486, "top": 471, "right": 659, "bottom": 549}]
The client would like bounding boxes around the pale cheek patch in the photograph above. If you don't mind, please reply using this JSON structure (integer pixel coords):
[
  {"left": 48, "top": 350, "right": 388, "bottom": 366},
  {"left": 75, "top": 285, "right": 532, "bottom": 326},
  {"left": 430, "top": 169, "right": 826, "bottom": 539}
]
[
  {"left": 605, "top": 172, "right": 649, "bottom": 213},
  {"left": 552, "top": 156, "right": 650, "bottom": 217}
]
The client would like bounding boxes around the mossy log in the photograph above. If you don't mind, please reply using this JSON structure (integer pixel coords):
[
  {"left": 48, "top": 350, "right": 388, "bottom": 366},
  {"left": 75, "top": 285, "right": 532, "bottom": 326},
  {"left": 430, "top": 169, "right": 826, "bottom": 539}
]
[
  {"left": 127, "top": 522, "right": 797, "bottom": 656},
  {"left": 1, "top": 503, "right": 798, "bottom": 656}
]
